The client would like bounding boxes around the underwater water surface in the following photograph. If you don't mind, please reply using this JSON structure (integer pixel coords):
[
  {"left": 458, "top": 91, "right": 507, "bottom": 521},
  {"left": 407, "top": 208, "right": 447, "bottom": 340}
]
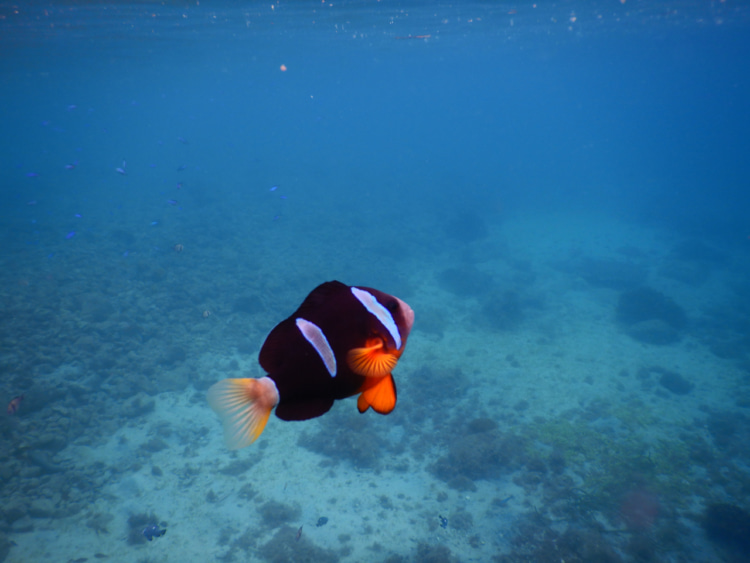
[{"left": 2, "top": 1, "right": 750, "bottom": 562}]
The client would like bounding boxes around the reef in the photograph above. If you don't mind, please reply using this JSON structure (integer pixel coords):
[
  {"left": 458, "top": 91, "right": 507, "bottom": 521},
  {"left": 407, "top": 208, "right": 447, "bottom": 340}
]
[
  {"left": 494, "top": 523, "right": 623, "bottom": 563},
  {"left": 299, "top": 408, "right": 389, "bottom": 469},
  {"left": 218, "top": 456, "right": 261, "bottom": 476},
  {"left": 477, "top": 289, "right": 525, "bottom": 331},
  {"left": 126, "top": 512, "right": 163, "bottom": 545},
  {"left": 702, "top": 503, "right": 750, "bottom": 553},
  {"left": 430, "top": 418, "right": 526, "bottom": 486},
  {"left": 258, "top": 525, "right": 340, "bottom": 563},
  {"left": 257, "top": 501, "right": 301, "bottom": 529},
  {"left": 616, "top": 287, "right": 687, "bottom": 344},
  {"left": 658, "top": 370, "right": 693, "bottom": 395}
]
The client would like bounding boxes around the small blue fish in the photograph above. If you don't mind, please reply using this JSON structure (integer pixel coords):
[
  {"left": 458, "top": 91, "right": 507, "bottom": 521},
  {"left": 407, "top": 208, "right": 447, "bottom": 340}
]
[
  {"left": 270, "top": 185, "right": 278, "bottom": 191},
  {"left": 167, "top": 199, "right": 178, "bottom": 206},
  {"left": 439, "top": 515, "right": 448, "bottom": 529},
  {"left": 142, "top": 524, "right": 166, "bottom": 541},
  {"left": 66, "top": 231, "right": 76, "bottom": 239},
  {"left": 176, "top": 165, "right": 187, "bottom": 171}
]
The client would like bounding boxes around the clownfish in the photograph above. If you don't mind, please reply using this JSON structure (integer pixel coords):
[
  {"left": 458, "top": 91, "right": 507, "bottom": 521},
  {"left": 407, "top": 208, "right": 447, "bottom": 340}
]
[{"left": 207, "top": 281, "right": 415, "bottom": 449}]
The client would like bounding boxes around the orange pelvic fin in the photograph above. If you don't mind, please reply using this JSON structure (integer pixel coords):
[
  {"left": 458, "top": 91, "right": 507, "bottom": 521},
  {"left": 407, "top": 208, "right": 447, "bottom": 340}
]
[
  {"left": 207, "top": 377, "right": 279, "bottom": 449},
  {"left": 357, "top": 373, "right": 397, "bottom": 415},
  {"left": 346, "top": 339, "right": 399, "bottom": 378}
]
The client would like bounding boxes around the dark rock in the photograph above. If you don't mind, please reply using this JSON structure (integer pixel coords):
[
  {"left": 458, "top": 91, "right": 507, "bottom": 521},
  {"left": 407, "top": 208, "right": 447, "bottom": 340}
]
[
  {"left": 703, "top": 503, "right": 750, "bottom": 552},
  {"left": 140, "top": 437, "right": 169, "bottom": 453},
  {"left": 448, "top": 509, "right": 473, "bottom": 531},
  {"left": 415, "top": 542, "right": 458, "bottom": 563},
  {"left": 446, "top": 476, "right": 477, "bottom": 492},
  {"left": 617, "top": 287, "right": 687, "bottom": 344},
  {"left": 257, "top": 501, "right": 301, "bottom": 529},
  {"left": 218, "top": 457, "right": 259, "bottom": 476},
  {"left": 160, "top": 345, "right": 186, "bottom": 367},
  {"left": 258, "top": 525, "right": 339, "bottom": 563},
  {"left": 123, "top": 393, "right": 155, "bottom": 417},
  {"left": 467, "top": 418, "right": 498, "bottom": 434},
  {"left": 658, "top": 371, "right": 693, "bottom": 395},
  {"left": 627, "top": 319, "right": 681, "bottom": 345},
  {"left": 578, "top": 258, "right": 647, "bottom": 290},
  {"left": 126, "top": 512, "right": 161, "bottom": 545},
  {"left": 616, "top": 287, "right": 687, "bottom": 330}
]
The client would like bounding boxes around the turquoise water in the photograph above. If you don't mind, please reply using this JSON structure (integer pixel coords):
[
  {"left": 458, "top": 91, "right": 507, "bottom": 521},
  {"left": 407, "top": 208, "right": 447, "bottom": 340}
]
[{"left": 2, "top": 2, "right": 750, "bottom": 562}]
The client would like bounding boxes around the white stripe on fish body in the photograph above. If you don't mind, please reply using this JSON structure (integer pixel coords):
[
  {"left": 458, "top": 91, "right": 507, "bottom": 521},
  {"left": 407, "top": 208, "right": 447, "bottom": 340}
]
[
  {"left": 295, "top": 318, "right": 337, "bottom": 377},
  {"left": 350, "top": 287, "right": 401, "bottom": 350}
]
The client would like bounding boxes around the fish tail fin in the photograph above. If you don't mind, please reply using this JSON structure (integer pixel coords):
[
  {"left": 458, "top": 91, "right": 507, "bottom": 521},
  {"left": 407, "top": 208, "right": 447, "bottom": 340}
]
[
  {"left": 357, "top": 373, "right": 397, "bottom": 415},
  {"left": 347, "top": 339, "right": 399, "bottom": 378},
  {"left": 207, "top": 377, "right": 279, "bottom": 449}
]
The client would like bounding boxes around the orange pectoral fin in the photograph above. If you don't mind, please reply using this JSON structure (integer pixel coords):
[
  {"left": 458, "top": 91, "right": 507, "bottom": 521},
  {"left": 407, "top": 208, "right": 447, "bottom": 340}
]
[
  {"left": 357, "top": 374, "right": 397, "bottom": 415},
  {"left": 206, "top": 377, "right": 279, "bottom": 449},
  {"left": 347, "top": 339, "right": 399, "bottom": 378}
]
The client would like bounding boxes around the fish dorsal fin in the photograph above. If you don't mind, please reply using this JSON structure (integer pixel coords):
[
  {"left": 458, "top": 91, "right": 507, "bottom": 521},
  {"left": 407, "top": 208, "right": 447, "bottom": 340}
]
[
  {"left": 346, "top": 339, "right": 399, "bottom": 378},
  {"left": 357, "top": 374, "right": 397, "bottom": 414},
  {"left": 207, "top": 378, "right": 279, "bottom": 449}
]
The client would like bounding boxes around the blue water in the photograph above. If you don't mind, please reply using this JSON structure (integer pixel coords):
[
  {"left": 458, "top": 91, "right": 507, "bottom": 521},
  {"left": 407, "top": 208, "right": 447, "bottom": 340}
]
[{"left": 2, "top": 2, "right": 750, "bottom": 562}]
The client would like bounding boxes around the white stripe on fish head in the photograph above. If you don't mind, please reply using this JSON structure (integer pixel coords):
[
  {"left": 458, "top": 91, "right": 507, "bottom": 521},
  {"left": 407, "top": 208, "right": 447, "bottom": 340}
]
[
  {"left": 350, "top": 287, "right": 401, "bottom": 350},
  {"left": 295, "top": 318, "right": 337, "bottom": 377}
]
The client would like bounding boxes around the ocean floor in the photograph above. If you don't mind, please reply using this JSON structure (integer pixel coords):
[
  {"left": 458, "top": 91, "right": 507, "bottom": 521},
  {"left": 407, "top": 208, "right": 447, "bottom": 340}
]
[{"left": 2, "top": 210, "right": 750, "bottom": 562}]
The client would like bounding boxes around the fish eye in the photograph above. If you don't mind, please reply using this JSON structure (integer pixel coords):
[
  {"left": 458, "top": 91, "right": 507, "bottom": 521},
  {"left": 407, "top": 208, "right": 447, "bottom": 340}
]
[{"left": 385, "top": 300, "right": 399, "bottom": 313}]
